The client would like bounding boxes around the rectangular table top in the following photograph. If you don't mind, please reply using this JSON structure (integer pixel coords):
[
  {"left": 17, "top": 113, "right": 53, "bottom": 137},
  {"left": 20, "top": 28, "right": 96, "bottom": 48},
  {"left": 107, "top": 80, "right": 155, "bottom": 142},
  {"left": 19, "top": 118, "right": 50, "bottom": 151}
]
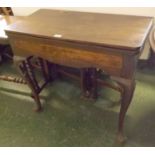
[
  {"left": 6, "top": 9, "right": 153, "bottom": 51},
  {"left": 0, "top": 15, "right": 24, "bottom": 44}
]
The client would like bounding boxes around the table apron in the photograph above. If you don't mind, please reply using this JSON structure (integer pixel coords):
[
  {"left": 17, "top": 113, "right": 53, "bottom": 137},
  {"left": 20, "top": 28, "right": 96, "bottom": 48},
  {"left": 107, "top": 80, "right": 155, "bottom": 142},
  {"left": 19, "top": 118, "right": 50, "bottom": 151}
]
[{"left": 7, "top": 33, "right": 137, "bottom": 77}]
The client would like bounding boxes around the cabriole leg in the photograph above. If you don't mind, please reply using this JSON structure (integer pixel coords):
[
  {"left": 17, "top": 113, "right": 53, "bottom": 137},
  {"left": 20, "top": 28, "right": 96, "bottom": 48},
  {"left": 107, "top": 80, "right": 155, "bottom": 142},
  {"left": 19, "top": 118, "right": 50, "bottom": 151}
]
[{"left": 112, "top": 76, "right": 135, "bottom": 144}]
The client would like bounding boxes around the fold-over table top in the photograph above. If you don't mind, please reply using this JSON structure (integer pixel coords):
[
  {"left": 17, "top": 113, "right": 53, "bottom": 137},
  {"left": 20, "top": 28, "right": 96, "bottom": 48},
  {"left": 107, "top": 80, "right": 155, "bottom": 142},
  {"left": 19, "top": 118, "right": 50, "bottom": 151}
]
[{"left": 5, "top": 9, "right": 153, "bottom": 51}]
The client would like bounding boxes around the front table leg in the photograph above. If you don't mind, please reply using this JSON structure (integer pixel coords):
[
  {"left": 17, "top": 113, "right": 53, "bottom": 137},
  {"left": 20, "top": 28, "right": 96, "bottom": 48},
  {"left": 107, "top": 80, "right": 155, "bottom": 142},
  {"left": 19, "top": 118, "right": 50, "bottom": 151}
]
[{"left": 111, "top": 76, "right": 135, "bottom": 144}]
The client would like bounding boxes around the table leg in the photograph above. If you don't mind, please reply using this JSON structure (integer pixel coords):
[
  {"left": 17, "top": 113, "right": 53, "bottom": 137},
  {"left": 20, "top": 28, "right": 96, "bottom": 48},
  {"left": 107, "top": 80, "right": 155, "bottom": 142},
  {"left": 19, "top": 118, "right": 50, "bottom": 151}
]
[
  {"left": 19, "top": 57, "right": 42, "bottom": 112},
  {"left": 80, "top": 68, "right": 91, "bottom": 98},
  {"left": 111, "top": 76, "right": 135, "bottom": 144},
  {"left": 89, "top": 68, "right": 97, "bottom": 100}
]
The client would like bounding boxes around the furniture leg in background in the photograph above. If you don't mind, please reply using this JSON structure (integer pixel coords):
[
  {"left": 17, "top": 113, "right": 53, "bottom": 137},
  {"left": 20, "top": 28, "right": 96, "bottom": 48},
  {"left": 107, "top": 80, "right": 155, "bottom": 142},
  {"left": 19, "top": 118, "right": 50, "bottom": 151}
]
[
  {"left": 0, "top": 56, "right": 53, "bottom": 112},
  {"left": 81, "top": 68, "right": 91, "bottom": 98},
  {"left": 19, "top": 57, "right": 42, "bottom": 112},
  {"left": 80, "top": 68, "right": 97, "bottom": 100},
  {"left": 18, "top": 57, "right": 54, "bottom": 112}
]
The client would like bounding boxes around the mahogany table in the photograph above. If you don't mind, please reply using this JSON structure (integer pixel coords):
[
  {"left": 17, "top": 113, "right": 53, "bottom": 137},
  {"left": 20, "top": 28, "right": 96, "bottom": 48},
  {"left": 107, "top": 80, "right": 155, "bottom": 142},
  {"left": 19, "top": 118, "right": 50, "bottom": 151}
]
[{"left": 5, "top": 9, "right": 153, "bottom": 143}]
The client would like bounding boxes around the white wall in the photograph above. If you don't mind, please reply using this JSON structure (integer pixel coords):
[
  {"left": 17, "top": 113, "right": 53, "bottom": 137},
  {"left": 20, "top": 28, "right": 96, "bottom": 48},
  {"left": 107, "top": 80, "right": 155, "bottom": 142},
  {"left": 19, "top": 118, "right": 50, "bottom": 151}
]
[{"left": 12, "top": 7, "right": 155, "bottom": 17}]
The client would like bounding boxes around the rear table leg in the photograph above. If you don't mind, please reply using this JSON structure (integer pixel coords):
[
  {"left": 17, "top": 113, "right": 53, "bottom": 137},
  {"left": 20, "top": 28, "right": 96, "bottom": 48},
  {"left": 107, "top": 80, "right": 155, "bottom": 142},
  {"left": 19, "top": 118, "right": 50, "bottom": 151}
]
[
  {"left": 89, "top": 68, "right": 98, "bottom": 100},
  {"left": 80, "top": 68, "right": 91, "bottom": 98},
  {"left": 80, "top": 68, "right": 98, "bottom": 100}
]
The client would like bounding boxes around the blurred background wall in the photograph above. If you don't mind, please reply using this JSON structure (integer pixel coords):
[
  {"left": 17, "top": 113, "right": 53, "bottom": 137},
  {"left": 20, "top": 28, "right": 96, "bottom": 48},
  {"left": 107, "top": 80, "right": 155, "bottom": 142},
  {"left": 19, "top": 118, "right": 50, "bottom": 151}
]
[{"left": 12, "top": 7, "right": 155, "bottom": 17}]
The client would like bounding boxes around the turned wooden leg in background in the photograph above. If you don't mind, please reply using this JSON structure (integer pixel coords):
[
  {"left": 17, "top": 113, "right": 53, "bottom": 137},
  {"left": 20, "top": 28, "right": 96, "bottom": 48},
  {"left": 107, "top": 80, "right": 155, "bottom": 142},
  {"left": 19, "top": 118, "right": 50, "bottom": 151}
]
[
  {"left": 19, "top": 57, "right": 42, "bottom": 112},
  {"left": 111, "top": 76, "right": 135, "bottom": 144}
]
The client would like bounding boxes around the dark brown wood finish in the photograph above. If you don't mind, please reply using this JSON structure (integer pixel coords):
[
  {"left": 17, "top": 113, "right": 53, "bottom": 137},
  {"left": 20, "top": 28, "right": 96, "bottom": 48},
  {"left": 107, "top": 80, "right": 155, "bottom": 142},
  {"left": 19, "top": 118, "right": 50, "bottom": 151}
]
[
  {"left": 5, "top": 9, "right": 153, "bottom": 144},
  {"left": 6, "top": 9, "right": 153, "bottom": 51}
]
